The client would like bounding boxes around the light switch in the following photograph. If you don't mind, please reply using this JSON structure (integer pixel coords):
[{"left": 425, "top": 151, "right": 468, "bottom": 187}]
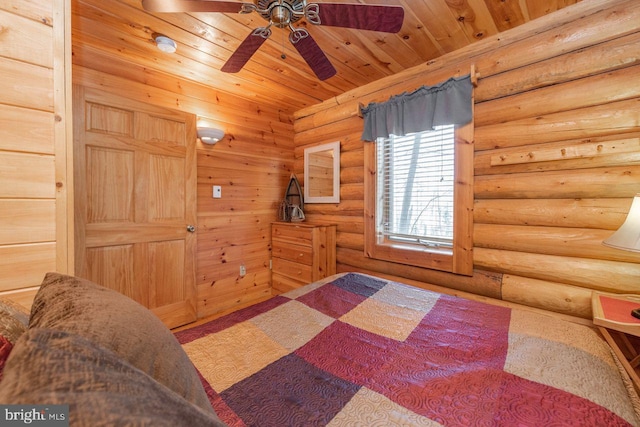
[{"left": 212, "top": 185, "right": 222, "bottom": 198}]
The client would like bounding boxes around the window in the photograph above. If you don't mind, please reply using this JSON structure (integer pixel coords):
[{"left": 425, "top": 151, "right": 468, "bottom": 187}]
[
  {"left": 364, "top": 121, "right": 473, "bottom": 276},
  {"left": 377, "top": 125, "right": 455, "bottom": 250}
]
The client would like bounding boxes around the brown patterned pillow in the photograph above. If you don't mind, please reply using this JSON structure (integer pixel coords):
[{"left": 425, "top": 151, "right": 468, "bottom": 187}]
[
  {"left": 0, "top": 298, "right": 29, "bottom": 380},
  {"left": 28, "top": 273, "right": 217, "bottom": 418},
  {"left": 0, "top": 328, "right": 227, "bottom": 426}
]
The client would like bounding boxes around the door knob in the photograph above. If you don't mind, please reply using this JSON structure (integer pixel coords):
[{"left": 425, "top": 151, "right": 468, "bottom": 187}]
[{"left": 186, "top": 225, "right": 196, "bottom": 233}]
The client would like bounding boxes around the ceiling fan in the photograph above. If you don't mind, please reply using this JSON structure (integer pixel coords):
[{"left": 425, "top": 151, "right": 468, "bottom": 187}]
[{"left": 142, "top": 0, "right": 405, "bottom": 80}]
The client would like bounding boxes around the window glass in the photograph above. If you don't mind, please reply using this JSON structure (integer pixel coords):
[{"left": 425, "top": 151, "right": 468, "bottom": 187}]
[{"left": 377, "top": 125, "right": 455, "bottom": 250}]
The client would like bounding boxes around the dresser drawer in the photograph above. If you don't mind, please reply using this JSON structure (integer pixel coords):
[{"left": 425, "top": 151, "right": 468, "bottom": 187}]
[
  {"left": 272, "top": 223, "right": 313, "bottom": 246},
  {"left": 272, "top": 243, "right": 312, "bottom": 265},
  {"left": 272, "top": 257, "right": 313, "bottom": 282}
]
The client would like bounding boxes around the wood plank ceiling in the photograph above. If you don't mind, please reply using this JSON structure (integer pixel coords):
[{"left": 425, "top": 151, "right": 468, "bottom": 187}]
[{"left": 72, "top": 0, "right": 581, "bottom": 115}]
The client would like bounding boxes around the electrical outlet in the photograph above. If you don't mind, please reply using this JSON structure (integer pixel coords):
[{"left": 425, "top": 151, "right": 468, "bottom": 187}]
[{"left": 239, "top": 264, "right": 246, "bottom": 277}]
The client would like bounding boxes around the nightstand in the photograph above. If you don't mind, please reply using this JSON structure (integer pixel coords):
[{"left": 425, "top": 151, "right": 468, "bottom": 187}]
[{"left": 592, "top": 292, "right": 640, "bottom": 393}]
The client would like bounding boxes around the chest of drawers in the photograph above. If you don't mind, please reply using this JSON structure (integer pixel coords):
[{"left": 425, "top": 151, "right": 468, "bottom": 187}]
[{"left": 271, "top": 222, "right": 336, "bottom": 293}]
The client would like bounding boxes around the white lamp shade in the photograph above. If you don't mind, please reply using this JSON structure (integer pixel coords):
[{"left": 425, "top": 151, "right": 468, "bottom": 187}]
[
  {"left": 603, "top": 194, "right": 640, "bottom": 252},
  {"left": 197, "top": 127, "right": 225, "bottom": 145}
]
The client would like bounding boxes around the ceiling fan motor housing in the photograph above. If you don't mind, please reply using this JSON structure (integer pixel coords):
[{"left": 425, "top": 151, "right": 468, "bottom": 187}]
[{"left": 256, "top": 0, "right": 305, "bottom": 27}]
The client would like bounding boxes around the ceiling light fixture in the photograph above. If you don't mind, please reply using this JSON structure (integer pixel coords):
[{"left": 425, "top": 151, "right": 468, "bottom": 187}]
[
  {"left": 155, "top": 35, "right": 177, "bottom": 53},
  {"left": 197, "top": 127, "right": 225, "bottom": 145}
]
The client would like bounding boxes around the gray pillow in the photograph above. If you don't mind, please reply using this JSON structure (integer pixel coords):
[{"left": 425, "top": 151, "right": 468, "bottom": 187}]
[
  {"left": 0, "top": 328, "right": 227, "bottom": 426},
  {"left": 28, "top": 272, "right": 218, "bottom": 418}
]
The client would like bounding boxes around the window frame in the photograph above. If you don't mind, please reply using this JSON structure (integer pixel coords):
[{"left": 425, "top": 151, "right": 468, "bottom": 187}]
[{"left": 364, "top": 119, "right": 474, "bottom": 276}]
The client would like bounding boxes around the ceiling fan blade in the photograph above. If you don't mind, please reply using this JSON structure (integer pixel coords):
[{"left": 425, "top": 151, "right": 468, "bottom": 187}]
[
  {"left": 221, "top": 28, "right": 271, "bottom": 73},
  {"left": 290, "top": 29, "right": 336, "bottom": 81},
  {"left": 306, "top": 3, "right": 404, "bottom": 33},
  {"left": 141, "top": 0, "right": 246, "bottom": 13}
]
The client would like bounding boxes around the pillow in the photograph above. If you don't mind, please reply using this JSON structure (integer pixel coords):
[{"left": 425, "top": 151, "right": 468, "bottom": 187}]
[
  {"left": 0, "top": 328, "right": 227, "bottom": 426},
  {"left": 0, "top": 298, "right": 29, "bottom": 380},
  {"left": 29, "top": 273, "right": 215, "bottom": 417}
]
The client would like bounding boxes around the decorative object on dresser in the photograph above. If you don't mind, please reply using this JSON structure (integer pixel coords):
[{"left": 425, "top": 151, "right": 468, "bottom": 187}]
[
  {"left": 271, "top": 222, "right": 336, "bottom": 293},
  {"left": 279, "top": 174, "right": 305, "bottom": 222}
]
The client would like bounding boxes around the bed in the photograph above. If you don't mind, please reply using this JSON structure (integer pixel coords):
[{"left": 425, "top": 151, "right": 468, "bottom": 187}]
[{"left": 176, "top": 272, "right": 640, "bottom": 426}]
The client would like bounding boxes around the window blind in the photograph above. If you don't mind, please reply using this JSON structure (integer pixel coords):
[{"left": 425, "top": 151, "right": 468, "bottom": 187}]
[{"left": 376, "top": 125, "right": 455, "bottom": 248}]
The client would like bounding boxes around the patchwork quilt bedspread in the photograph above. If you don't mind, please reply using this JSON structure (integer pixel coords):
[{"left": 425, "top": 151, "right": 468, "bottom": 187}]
[{"left": 176, "top": 273, "right": 640, "bottom": 426}]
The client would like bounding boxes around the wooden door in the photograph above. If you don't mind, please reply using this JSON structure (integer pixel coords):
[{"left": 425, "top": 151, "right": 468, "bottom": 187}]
[{"left": 73, "top": 86, "right": 197, "bottom": 329}]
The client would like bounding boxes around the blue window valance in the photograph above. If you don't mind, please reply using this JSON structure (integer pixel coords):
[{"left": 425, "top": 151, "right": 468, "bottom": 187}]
[{"left": 360, "top": 74, "right": 473, "bottom": 142}]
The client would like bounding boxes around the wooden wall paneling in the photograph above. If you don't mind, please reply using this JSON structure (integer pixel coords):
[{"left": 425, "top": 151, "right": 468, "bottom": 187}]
[
  {"left": 55, "top": 0, "right": 73, "bottom": 277},
  {"left": 476, "top": 63, "right": 640, "bottom": 128},
  {"left": 475, "top": 31, "right": 640, "bottom": 107},
  {"left": 335, "top": 232, "right": 363, "bottom": 252},
  {"left": 0, "top": 201, "right": 56, "bottom": 245},
  {"left": 0, "top": 244, "right": 56, "bottom": 293},
  {"left": 475, "top": 98, "right": 640, "bottom": 151},
  {"left": 474, "top": 223, "right": 640, "bottom": 263},
  {"left": 294, "top": 116, "right": 363, "bottom": 147},
  {"left": 473, "top": 198, "right": 632, "bottom": 229},
  {"left": 293, "top": 0, "right": 640, "bottom": 318},
  {"left": 475, "top": 166, "right": 640, "bottom": 200},
  {"left": 0, "top": 57, "right": 54, "bottom": 112},
  {"left": 474, "top": 248, "right": 640, "bottom": 294},
  {"left": 473, "top": 0, "right": 640, "bottom": 79},
  {"left": 475, "top": 134, "right": 640, "bottom": 175},
  {"left": 73, "top": 67, "right": 294, "bottom": 134},
  {"left": 0, "top": 0, "right": 53, "bottom": 23},
  {"left": 0, "top": 9, "right": 53, "bottom": 68},
  {"left": 194, "top": 127, "right": 293, "bottom": 319},
  {"left": 196, "top": 271, "right": 272, "bottom": 315},
  {"left": 0, "top": 105, "right": 56, "bottom": 154},
  {"left": 488, "top": 138, "right": 640, "bottom": 168},
  {"left": 0, "top": 152, "right": 55, "bottom": 199},
  {"left": 0, "top": 0, "right": 69, "bottom": 306},
  {"left": 499, "top": 274, "right": 593, "bottom": 319}
]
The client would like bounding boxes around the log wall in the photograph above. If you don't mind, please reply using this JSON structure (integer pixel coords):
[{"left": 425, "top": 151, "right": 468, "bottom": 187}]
[
  {"left": 0, "top": 0, "right": 71, "bottom": 307},
  {"left": 293, "top": 0, "right": 640, "bottom": 318}
]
